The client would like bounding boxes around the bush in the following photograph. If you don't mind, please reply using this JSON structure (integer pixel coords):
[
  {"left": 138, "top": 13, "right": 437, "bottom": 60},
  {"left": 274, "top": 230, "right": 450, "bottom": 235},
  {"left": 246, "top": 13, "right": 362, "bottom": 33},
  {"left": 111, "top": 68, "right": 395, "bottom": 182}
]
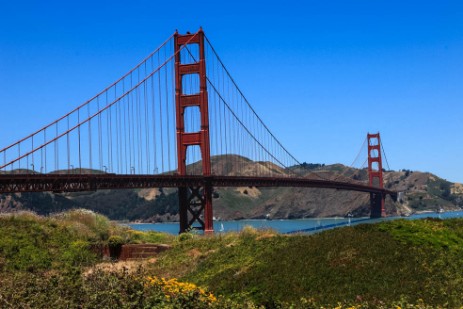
[
  {"left": 0, "top": 211, "right": 129, "bottom": 272},
  {"left": 62, "top": 240, "right": 96, "bottom": 267},
  {"left": 51, "top": 209, "right": 111, "bottom": 241},
  {"left": 0, "top": 268, "right": 253, "bottom": 308},
  {"left": 107, "top": 235, "right": 124, "bottom": 247}
]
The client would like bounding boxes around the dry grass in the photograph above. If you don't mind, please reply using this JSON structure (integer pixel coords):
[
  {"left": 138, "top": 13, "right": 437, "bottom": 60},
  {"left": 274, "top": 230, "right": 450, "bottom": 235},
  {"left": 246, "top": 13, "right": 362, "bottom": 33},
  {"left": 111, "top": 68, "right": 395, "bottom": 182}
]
[{"left": 84, "top": 260, "right": 146, "bottom": 276}]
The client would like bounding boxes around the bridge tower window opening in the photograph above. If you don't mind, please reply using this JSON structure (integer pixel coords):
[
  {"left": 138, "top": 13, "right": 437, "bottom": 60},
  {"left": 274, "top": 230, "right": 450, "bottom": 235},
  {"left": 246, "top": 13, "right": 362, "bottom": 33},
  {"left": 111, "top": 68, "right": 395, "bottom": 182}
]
[
  {"left": 185, "top": 145, "right": 202, "bottom": 175},
  {"left": 370, "top": 161, "right": 380, "bottom": 172},
  {"left": 184, "top": 106, "right": 201, "bottom": 133},
  {"left": 369, "top": 137, "right": 379, "bottom": 146},
  {"left": 369, "top": 149, "right": 379, "bottom": 159},
  {"left": 180, "top": 43, "right": 199, "bottom": 64},
  {"left": 182, "top": 73, "right": 200, "bottom": 95}
]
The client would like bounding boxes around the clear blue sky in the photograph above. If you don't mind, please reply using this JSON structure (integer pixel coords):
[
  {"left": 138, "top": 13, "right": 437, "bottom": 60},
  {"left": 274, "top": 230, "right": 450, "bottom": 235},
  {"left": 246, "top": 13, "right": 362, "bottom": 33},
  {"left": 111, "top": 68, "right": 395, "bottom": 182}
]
[{"left": 1, "top": 1, "right": 462, "bottom": 182}]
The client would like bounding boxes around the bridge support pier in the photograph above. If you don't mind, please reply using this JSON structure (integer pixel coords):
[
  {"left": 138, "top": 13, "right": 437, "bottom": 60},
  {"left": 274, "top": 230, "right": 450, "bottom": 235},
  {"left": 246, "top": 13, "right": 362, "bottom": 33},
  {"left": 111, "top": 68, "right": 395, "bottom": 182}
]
[
  {"left": 179, "top": 183, "right": 213, "bottom": 234},
  {"left": 370, "top": 192, "right": 385, "bottom": 218}
]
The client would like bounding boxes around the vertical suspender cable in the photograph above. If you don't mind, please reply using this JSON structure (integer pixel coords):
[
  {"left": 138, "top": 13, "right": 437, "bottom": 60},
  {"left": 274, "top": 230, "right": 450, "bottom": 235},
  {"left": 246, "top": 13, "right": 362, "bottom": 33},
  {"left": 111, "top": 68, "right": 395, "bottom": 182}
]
[
  {"left": 43, "top": 130, "right": 46, "bottom": 173},
  {"left": 78, "top": 108, "right": 82, "bottom": 173},
  {"left": 67, "top": 116, "right": 70, "bottom": 172},
  {"left": 158, "top": 52, "right": 164, "bottom": 173},
  {"left": 165, "top": 46, "right": 171, "bottom": 173},
  {"left": 97, "top": 96, "right": 102, "bottom": 171},
  {"left": 151, "top": 58, "right": 159, "bottom": 174},
  {"left": 88, "top": 102, "right": 92, "bottom": 172},
  {"left": 144, "top": 61, "right": 150, "bottom": 174}
]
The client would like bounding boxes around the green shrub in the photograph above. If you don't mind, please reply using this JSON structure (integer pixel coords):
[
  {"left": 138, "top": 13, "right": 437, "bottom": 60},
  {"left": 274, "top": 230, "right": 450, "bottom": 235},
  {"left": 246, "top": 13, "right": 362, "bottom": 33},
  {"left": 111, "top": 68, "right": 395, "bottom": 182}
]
[
  {"left": 0, "top": 211, "right": 121, "bottom": 272},
  {"left": 107, "top": 235, "right": 124, "bottom": 247},
  {"left": 127, "top": 229, "right": 174, "bottom": 244},
  {"left": 62, "top": 240, "right": 97, "bottom": 267},
  {"left": 0, "top": 268, "right": 256, "bottom": 308},
  {"left": 51, "top": 209, "right": 112, "bottom": 241}
]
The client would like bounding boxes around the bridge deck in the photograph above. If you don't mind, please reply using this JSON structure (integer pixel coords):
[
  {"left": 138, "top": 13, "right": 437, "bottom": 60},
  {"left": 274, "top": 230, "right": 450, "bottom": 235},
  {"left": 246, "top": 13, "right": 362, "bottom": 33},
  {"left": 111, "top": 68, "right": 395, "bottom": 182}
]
[{"left": 0, "top": 174, "right": 396, "bottom": 198}]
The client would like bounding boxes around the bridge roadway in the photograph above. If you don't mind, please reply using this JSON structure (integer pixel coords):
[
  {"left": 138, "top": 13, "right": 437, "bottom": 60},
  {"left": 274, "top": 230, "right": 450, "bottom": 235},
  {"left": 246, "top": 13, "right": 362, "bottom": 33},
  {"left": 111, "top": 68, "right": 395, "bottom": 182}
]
[{"left": 0, "top": 174, "right": 397, "bottom": 199}]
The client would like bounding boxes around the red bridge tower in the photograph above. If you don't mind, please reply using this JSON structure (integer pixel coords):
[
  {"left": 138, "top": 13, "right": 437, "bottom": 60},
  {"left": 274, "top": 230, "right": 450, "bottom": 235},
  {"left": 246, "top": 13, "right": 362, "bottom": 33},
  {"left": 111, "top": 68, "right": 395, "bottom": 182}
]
[
  {"left": 174, "top": 29, "right": 213, "bottom": 233},
  {"left": 367, "top": 133, "right": 386, "bottom": 218}
]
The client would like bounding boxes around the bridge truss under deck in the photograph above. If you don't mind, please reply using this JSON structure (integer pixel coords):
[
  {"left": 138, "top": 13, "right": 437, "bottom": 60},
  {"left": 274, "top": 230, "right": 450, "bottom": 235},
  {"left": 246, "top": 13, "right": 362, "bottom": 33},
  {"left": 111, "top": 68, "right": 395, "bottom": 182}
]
[{"left": 0, "top": 174, "right": 397, "bottom": 200}]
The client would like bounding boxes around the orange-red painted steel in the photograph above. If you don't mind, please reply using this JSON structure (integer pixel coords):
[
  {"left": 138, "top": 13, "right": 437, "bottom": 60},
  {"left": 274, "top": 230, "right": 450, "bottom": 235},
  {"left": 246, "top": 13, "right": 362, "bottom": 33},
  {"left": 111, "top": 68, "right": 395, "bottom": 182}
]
[
  {"left": 174, "top": 29, "right": 213, "bottom": 233},
  {"left": 367, "top": 133, "right": 386, "bottom": 218}
]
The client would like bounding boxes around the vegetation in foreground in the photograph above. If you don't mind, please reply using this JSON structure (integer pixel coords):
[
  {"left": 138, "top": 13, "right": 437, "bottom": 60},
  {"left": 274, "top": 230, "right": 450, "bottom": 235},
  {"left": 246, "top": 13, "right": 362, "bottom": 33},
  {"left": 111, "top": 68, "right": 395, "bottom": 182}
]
[{"left": 1, "top": 211, "right": 463, "bottom": 308}]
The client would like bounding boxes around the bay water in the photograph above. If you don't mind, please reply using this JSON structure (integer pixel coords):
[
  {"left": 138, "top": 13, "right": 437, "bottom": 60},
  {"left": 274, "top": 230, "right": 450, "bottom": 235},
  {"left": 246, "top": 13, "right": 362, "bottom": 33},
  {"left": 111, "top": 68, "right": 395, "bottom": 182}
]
[{"left": 129, "top": 210, "right": 463, "bottom": 235}]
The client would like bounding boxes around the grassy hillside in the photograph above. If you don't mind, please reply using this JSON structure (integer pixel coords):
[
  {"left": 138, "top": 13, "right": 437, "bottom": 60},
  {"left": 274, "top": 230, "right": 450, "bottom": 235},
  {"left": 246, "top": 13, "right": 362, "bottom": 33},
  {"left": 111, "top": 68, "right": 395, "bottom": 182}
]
[
  {"left": 148, "top": 219, "right": 463, "bottom": 307},
  {"left": 0, "top": 210, "right": 171, "bottom": 272},
  {"left": 1, "top": 211, "right": 463, "bottom": 308}
]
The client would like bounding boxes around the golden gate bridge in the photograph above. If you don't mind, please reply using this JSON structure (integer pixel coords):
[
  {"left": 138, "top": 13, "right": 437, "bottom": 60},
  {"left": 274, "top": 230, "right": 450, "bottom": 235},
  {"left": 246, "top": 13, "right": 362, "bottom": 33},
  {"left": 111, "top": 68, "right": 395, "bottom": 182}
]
[{"left": 0, "top": 29, "right": 397, "bottom": 233}]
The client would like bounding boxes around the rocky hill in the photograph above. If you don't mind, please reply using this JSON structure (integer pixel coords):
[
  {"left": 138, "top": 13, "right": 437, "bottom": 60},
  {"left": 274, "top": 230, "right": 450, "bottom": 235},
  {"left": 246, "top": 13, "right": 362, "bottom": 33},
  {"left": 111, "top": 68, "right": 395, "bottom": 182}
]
[{"left": 1, "top": 155, "right": 462, "bottom": 221}]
